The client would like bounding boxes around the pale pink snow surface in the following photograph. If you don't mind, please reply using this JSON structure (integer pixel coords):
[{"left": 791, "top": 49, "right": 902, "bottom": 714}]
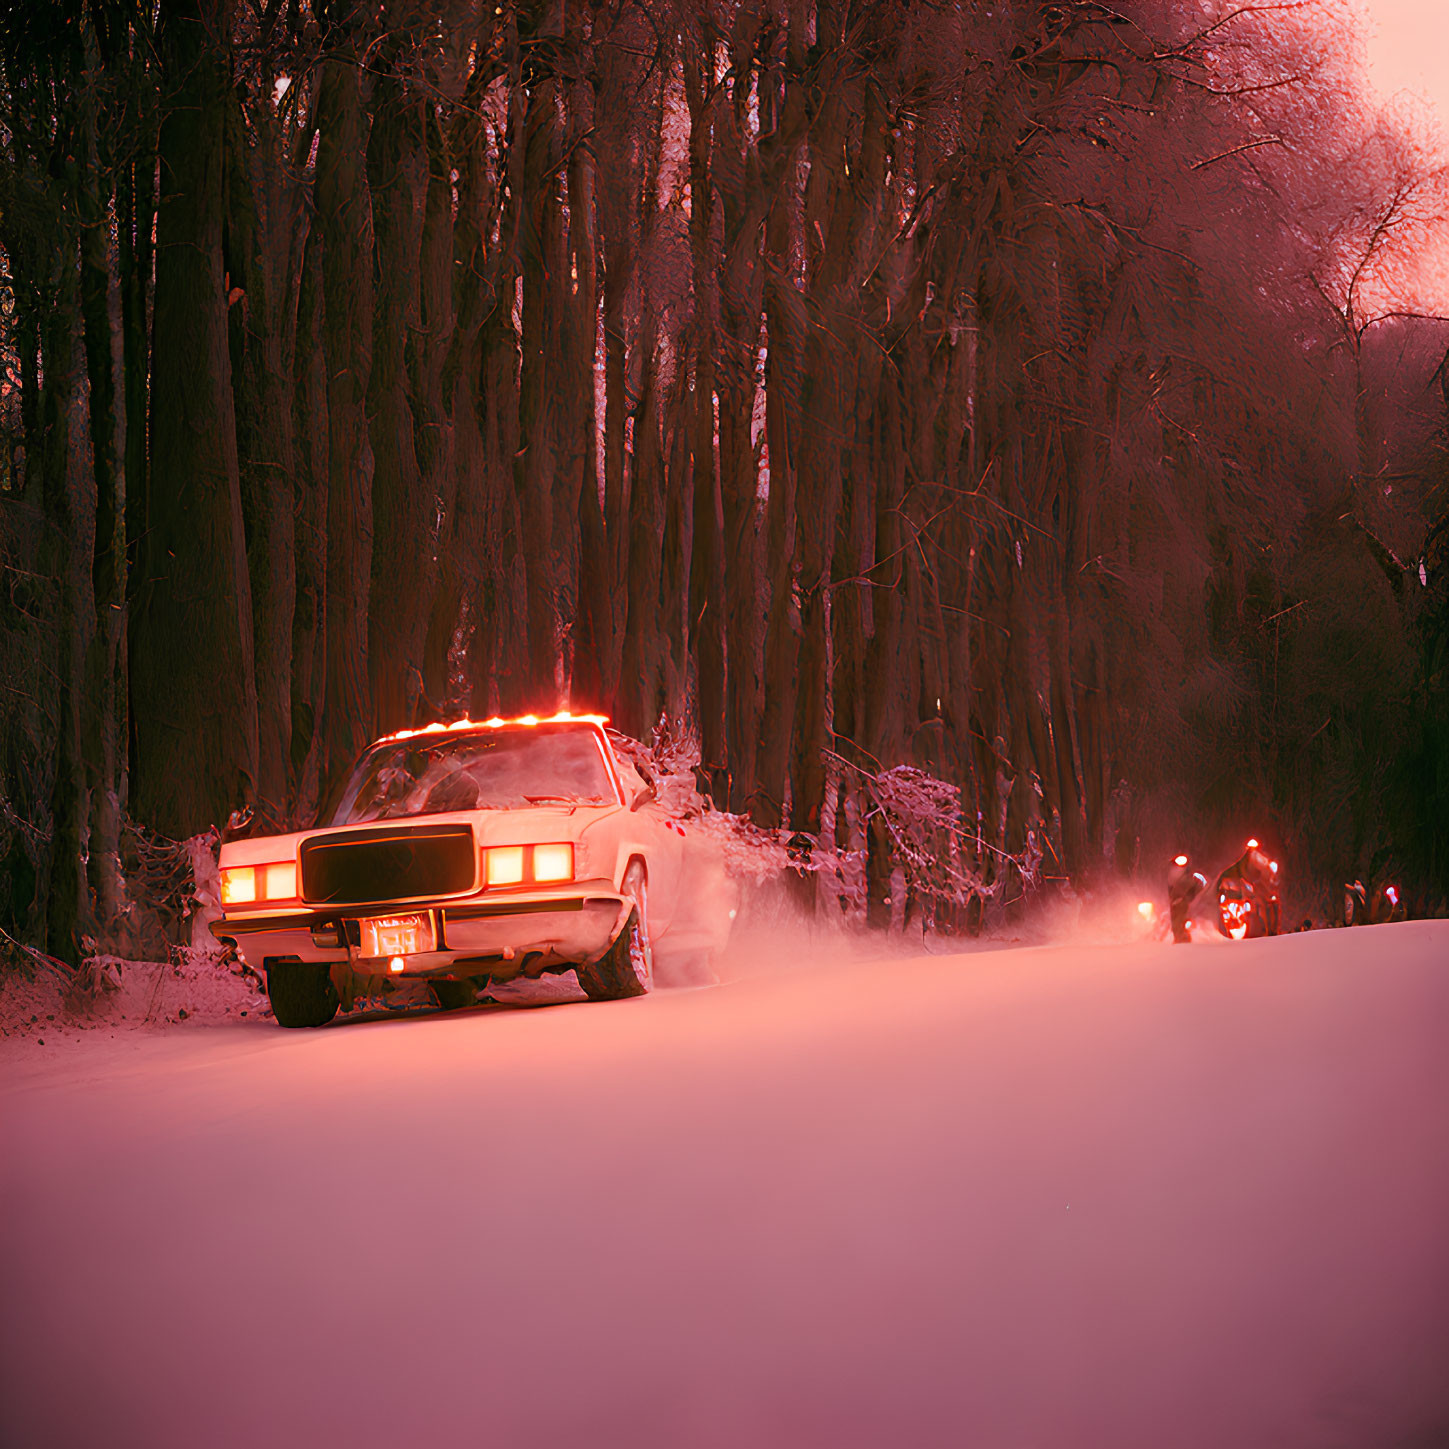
[{"left": 2, "top": 921, "right": 1448, "bottom": 1449}]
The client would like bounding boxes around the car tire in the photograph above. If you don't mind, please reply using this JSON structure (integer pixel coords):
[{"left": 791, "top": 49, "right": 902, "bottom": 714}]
[
  {"left": 578, "top": 863, "right": 653, "bottom": 1000},
  {"left": 429, "top": 977, "right": 479, "bottom": 1011},
  {"left": 266, "top": 957, "right": 339, "bottom": 1028}
]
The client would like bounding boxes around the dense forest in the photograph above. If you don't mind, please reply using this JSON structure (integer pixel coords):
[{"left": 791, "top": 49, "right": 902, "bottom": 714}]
[{"left": 2, "top": 0, "right": 1447, "bottom": 962}]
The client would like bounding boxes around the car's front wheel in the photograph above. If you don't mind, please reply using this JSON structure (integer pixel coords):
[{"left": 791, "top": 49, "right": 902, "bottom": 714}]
[
  {"left": 577, "top": 863, "right": 653, "bottom": 1000},
  {"left": 266, "top": 958, "right": 339, "bottom": 1028}
]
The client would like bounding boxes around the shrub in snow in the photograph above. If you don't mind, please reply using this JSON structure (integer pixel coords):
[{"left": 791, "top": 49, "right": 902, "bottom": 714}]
[
  {"left": 611, "top": 721, "right": 1041, "bottom": 934},
  {"left": 0, "top": 925, "right": 72, "bottom": 983},
  {"left": 608, "top": 721, "right": 800, "bottom": 883},
  {"left": 851, "top": 762, "right": 1003, "bottom": 925},
  {"left": 183, "top": 830, "right": 229, "bottom": 961}
]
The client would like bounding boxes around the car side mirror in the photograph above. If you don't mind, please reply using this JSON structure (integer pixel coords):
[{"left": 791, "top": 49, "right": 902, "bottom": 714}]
[
  {"left": 630, "top": 764, "right": 658, "bottom": 812},
  {"left": 222, "top": 804, "right": 255, "bottom": 842}
]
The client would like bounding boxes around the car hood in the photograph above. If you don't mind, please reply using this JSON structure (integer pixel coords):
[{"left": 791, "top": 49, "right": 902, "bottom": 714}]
[{"left": 219, "top": 803, "right": 626, "bottom": 870}]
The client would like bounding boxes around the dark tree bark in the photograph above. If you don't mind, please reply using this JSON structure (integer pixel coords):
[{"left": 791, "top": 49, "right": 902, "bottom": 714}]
[
  {"left": 79, "top": 95, "right": 128, "bottom": 931},
  {"left": 315, "top": 14, "right": 375, "bottom": 786},
  {"left": 290, "top": 220, "right": 329, "bottom": 823},
  {"left": 132, "top": 0, "right": 259, "bottom": 838},
  {"left": 786, "top": 14, "right": 863, "bottom": 868},
  {"left": 604, "top": 30, "right": 668, "bottom": 735},
  {"left": 365, "top": 67, "right": 429, "bottom": 736},
  {"left": 226, "top": 83, "right": 298, "bottom": 824},
  {"left": 659, "top": 363, "right": 693, "bottom": 727},
  {"left": 119, "top": 63, "right": 155, "bottom": 799},
  {"left": 569, "top": 88, "right": 608, "bottom": 711},
  {"left": 41, "top": 256, "right": 95, "bottom": 959},
  {"left": 591, "top": 26, "right": 646, "bottom": 702},
  {"left": 557, "top": 1, "right": 599, "bottom": 707},
  {"left": 861, "top": 295, "right": 927, "bottom": 925},
  {"left": 463, "top": 20, "right": 526, "bottom": 717},
  {"left": 430, "top": 16, "right": 500, "bottom": 721},
  {"left": 616, "top": 324, "right": 668, "bottom": 739},
  {"left": 406, "top": 100, "right": 456, "bottom": 721},
  {"left": 515, "top": 6, "right": 565, "bottom": 704},
  {"left": 683, "top": 33, "right": 728, "bottom": 802},
  {"left": 749, "top": 12, "right": 808, "bottom": 829}
]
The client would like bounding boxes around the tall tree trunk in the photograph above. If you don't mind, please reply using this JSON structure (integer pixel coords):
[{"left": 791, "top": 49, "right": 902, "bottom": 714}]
[
  {"left": 132, "top": 0, "right": 259, "bottom": 838},
  {"left": 42, "top": 257, "right": 96, "bottom": 960},
  {"left": 290, "top": 221, "right": 328, "bottom": 822},
  {"left": 786, "top": 24, "right": 854, "bottom": 868},
  {"left": 752, "top": 291, "right": 800, "bottom": 830},
  {"left": 684, "top": 36, "right": 728, "bottom": 801},
  {"left": 863, "top": 368, "right": 910, "bottom": 929},
  {"left": 1048, "top": 429, "right": 1090, "bottom": 880},
  {"left": 408, "top": 100, "right": 456, "bottom": 721},
  {"left": 226, "top": 87, "right": 297, "bottom": 824},
  {"left": 472, "top": 49, "right": 526, "bottom": 716},
  {"left": 593, "top": 57, "right": 636, "bottom": 701},
  {"left": 79, "top": 103, "right": 128, "bottom": 933},
  {"left": 660, "top": 364, "right": 693, "bottom": 727},
  {"left": 365, "top": 70, "right": 428, "bottom": 736},
  {"left": 436, "top": 18, "right": 504, "bottom": 719},
  {"left": 569, "top": 84, "right": 607, "bottom": 711},
  {"left": 603, "top": 36, "right": 666, "bottom": 731},
  {"left": 119, "top": 71, "right": 155, "bottom": 803},
  {"left": 515, "top": 6, "right": 564, "bottom": 704},
  {"left": 558, "top": 4, "right": 598, "bottom": 707},
  {"left": 749, "top": 13, "right": 808, "bottom": 828},
  {"left": 315, "top": 17, "right": 375, "bottom": 787},
  {"left": 712, "top": 12, "right": 770, "bottom": 813},
  {"left": 616, "top": 325, "right": 667, "bottom": 739}
]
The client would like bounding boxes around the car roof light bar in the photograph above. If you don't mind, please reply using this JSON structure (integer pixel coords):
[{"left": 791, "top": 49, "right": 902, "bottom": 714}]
[{"left": 373, "top": 710, "right": 611, "bottom": 747}]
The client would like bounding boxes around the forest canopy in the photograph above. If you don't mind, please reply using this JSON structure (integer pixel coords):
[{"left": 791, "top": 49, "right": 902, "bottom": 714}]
[{"left": 2, "top": 0, "right": 1447, "bottom": 961}]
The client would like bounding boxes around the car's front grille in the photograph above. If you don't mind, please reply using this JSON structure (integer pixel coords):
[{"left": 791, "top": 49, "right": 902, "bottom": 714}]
[{"left": 299, "top": 824, "right": 475, "bottom": 906}]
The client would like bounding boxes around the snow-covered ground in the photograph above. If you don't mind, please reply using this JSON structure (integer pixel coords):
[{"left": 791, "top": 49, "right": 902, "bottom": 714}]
[{"left": 2, "top": 920, "right": 1448, "bottom": 1449}]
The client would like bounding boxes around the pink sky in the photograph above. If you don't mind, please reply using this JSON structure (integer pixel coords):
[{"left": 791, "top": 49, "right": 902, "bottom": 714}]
[
  {"left": 1362, "top": 0, "right": 1449, "bottom": 133},
  {"left": 1361, "top": 0, "right": 1449, "bottom": 307}
]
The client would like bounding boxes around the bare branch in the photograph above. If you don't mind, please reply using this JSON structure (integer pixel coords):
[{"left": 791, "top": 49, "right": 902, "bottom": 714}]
[
  {"left": 1190, "top": 135, "right": 1284, "bottom": 170},
  {"left": 1168, "top": 3, "right": 1312, "bottom": 52}
]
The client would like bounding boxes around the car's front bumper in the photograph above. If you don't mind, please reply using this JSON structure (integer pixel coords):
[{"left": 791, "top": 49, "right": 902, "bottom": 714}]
[{"left": 211, "top": 881, "right": 630, "bottom": 983}]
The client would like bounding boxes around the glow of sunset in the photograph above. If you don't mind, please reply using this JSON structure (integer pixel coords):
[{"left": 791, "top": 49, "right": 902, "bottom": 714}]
[
  {"left": 1361, "top": 0, "right": 1449, "bottom": 307},
  {"left": 1361, "top": 0, "right": 1449, "bottom": 136}
]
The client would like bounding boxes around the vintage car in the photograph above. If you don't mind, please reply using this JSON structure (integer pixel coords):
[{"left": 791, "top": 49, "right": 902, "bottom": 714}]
[{"left": 210, "top": 714, "right": 708, "bottom": 1027}]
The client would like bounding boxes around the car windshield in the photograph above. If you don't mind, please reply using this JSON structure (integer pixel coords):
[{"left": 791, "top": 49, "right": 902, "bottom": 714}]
[{"left": 327, "top": 728, "right": 616, "bottom": 825}]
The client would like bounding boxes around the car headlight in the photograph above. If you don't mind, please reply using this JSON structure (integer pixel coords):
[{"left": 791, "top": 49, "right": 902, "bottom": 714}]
[
  {"left": 483, "top": 843, "right": 574, "bottom": 887},
  {"left": 485, "top": 845, "right": 525, "bottom": 886},
  {"left": 220, "top": 861, "right": 297, "bottom": 905},
  {"left": 532, "top": 843, "right": 573, "bottom": 882}
]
